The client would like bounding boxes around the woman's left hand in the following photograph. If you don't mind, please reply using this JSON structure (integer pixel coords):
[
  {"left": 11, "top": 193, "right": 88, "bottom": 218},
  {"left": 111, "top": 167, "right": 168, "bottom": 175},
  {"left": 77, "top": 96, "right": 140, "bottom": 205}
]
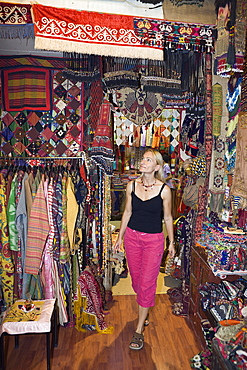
[{"left": 168, "top": 243, "right": 175, "bottom": 258}]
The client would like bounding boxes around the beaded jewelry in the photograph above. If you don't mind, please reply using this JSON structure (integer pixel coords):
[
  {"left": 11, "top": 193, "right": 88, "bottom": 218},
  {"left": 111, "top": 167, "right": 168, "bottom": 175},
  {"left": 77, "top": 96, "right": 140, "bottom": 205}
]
[{"left": 141, "top": 177, "right": 156, "bottom": 191}]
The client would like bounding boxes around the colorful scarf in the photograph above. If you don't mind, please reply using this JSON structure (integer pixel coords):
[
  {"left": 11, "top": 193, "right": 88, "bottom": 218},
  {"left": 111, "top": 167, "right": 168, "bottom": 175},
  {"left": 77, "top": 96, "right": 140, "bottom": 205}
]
[{"left": 74, "top": 268, "right": 113, "bottom": 333}]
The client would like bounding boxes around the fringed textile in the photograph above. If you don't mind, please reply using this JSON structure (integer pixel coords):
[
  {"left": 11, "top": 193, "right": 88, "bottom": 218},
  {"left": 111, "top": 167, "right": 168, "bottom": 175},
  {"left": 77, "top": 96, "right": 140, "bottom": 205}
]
[
  {"left": 62, "top": 53, "right": 102, "bottom": 83},
  {"left": 0, "top": 3, "right": 32, "bottom": 24},
  {"left": 74, "top": 268, "right": 113, "bottom": 334},
  {"left": 141, "top": 54, "right": 182, "bottom": 94},
  {"left": 194, "top": 53, "right": 213, "bottom": 239},
  {"left": 89, "top": 99, "right": 114, "bottom": 176},
  {"left": 0, "top": 23, "right": 34, "bottom": 39},
  {"left": 31, "top": 3, "right": 215, "bottom": 59},
  {"left": 32, "top": 3, "right": 164, "bottom": 60}
]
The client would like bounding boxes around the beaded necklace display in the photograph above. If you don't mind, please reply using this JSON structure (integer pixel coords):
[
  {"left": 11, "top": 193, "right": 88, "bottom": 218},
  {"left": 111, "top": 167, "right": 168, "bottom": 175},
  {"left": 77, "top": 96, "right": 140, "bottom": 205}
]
[{"left": 141, "top": 177, "right": 156, "bottom": 191}]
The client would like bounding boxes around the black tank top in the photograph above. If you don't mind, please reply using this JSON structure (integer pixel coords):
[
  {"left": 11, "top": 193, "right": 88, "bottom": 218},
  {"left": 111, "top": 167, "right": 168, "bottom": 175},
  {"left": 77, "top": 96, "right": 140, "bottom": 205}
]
[{"left": 127, "top": 181, "right": 166, "bottom": 234}]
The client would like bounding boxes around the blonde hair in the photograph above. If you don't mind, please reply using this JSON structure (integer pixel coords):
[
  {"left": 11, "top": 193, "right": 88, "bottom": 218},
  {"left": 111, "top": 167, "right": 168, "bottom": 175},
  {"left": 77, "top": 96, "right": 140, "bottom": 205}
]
[{"left": 143, "top": 148, "right": 165, "bottom": 182}]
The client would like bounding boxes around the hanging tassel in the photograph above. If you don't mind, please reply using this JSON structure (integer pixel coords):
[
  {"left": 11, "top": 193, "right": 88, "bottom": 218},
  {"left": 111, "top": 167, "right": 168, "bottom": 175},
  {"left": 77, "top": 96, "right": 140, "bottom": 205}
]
[{"left": 0, "top": 24, "right": 34, "bottom": 39}]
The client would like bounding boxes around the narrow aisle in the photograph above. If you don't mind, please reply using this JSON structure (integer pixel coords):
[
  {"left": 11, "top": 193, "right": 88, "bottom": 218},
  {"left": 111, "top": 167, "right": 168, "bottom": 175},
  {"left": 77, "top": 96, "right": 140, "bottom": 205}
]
[{"left": 5, "top": 295, "right": 202, "bottom": 370}]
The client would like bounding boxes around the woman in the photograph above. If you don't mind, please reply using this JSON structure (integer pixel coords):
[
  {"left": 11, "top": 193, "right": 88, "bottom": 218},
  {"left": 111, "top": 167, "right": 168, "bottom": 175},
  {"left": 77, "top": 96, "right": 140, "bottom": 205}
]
[{"left": 114, "top": 148, "right": 175, "bottom": 350}]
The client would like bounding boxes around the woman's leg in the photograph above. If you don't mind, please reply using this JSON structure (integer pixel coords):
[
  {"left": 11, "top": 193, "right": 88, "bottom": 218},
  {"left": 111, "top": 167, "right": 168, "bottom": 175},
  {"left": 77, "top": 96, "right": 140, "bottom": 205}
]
[{"left": 136, "top": 305, "right": 149, "bottom": 334}]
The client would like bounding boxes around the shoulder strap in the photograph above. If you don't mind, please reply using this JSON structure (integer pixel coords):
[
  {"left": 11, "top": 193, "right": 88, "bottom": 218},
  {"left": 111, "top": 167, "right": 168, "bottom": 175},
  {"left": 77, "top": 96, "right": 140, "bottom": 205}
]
[
  {"left": 159, "top": 183, "right": 166, "bottom": 195},
  {"left": 132, "top": 180, "right": 135, "bottom": 193}
]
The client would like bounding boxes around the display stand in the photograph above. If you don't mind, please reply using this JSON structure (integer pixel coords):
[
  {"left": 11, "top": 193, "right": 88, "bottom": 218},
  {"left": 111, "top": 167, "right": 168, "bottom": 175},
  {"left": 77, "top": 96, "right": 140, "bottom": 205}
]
[{"left": 0, "top": 299, "right": 57, "bottom": 370}]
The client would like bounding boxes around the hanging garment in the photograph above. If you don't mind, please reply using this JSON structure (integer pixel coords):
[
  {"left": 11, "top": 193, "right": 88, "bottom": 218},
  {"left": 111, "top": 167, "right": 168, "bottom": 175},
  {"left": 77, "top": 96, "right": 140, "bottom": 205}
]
[
  {"left": 6, "top": 173, "right": 18, "bottom": 251},
  {"left": 0, "top": 173, "right": 15, "bottom": 306},
  {"left": 15, "top": 172, "right": 29, "bottom": 299},
  {"left": 25, "top": 175, "right": 49, "bottom": 275},
  {"left": 67, "top": 175, "right": 79, "bottom": 254}
]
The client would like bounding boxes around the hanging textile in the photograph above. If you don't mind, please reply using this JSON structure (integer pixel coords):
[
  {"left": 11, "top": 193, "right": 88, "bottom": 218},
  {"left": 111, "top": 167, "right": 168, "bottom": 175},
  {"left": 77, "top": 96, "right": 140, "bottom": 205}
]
[
  {"left": 212, "top": 83, "right": 222, "bottom": 137},
  {"left": 194, "top": 53, "right": 213, "bottom": 239},
  {"left": 162, "top": 0, "right": 216, "bottom": 25},
  {"left": 141, "top": 54, "right": 182, "bottom": 94},
  {"left": 25, "top": 175, "right": 49, "bottom": 275},
  {"left": 62, "top": 53, "right": 102, "bottom": 83},
  {"left": 231, "top": 112, "right": 247, "bottom": 199},
  {"left": 0, "top": 24, "right": 34, "bottom": 39},
  {"left": 0, "top": 69, "right": 83, "bottom": 157},
  {"left": 89, "top": 99, "right": 114, "bottom": 175},
  {"left": 214, "top": 0, "right": 246, "bottom": 76},
  {"left": 0, "top": 3, "right": 32, "bottom": 24},
  {"left": 116, "top": 87, "right": 164, "bottom": 126},
  {"left": 32, "top": 3, "right": 164, "bottom": 60},
  {"left": 0, "top": 173, "right": 15, "bottom": 307},
  {"left": 1, "top": 67, "right": 52, "bottom": 112},
  {"left": 0, "top": 55, "right": 65, "bottom": 70},
  {"left": 74, "top": 266, "right": 113, "bottom": 334}
]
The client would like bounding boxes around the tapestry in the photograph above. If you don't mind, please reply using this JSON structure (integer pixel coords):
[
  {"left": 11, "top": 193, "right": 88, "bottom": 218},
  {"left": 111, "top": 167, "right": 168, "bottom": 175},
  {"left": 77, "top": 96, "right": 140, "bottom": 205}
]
[
  {"left": 163, "top": 0, "right": 216, "bottom": 25},
  {"left": 209, "top": 136, "right": 225, "bottom": 192},
  {"left": 2, "top": 67, "right": 52, "bottom": 112},
  {"left": 134, "top": 17, "right": 215, "bottom": 53},
  {"left": 116, "top": 87, "right": 164, "bottom": 126},
  {"left": 0, "top": 55, "right": 65, "bottom": 70},
  {"left": 31, "top": 3, "right": 215, "bottom": 59},
  {"left": 32, "top": 3, "right": 163, "bottom": 60},
  {"left": 89, "top": 99, "right": 114, "bottom": 176},
  {"left": 0, "top": 70, "right": 83, "bottom": 157},
  {"left": 212, "top": 83, "right": 222, "bottom": 137},
  {"left": 231, "top": 112, "right": 247, "bottom": 199},
  {"left": 0, "top": 2, "right": 32, "bottom": 24},
  {"left": 194, "top": 53, "right": 213, "bottom": 239}
]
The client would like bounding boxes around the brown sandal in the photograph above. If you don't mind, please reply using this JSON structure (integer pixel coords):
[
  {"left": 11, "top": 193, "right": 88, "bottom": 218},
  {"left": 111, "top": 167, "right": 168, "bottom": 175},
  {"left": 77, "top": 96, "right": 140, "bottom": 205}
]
[{"left": 129, "top": 332, "right": 144, "bottom": 350}]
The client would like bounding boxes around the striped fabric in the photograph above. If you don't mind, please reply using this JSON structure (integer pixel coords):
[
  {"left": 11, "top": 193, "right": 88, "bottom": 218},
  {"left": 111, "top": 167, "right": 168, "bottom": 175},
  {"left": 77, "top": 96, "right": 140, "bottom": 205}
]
[
  {"left": 25, "top": 176, "right": 50, "bottom": 275},
  {"left": 2, "top": 67, "right": 52, "bottom": 111}
]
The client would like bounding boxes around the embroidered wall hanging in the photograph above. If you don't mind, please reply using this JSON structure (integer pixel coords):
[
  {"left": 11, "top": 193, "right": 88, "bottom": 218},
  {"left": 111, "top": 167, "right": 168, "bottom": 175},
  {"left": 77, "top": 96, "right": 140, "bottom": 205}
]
[
  {"left": 0, "top": 70, "right": 83, "bottom": 157},
  {"left": 32, "top": 3, "right": 164, "bottom": 60},
  {"left": 134, "top": 17, "right": 215, "bottom": 53},
  {"left": 231, "top": 112, "right": 247, "bottom": 199},
  {"left": 0, "top": 2, "right": 32, "bottom": 24},
  {"left": 116, "top": 87, "right": 164, "bottom": 126},
  {"left": 89, "top": 99, "right": 114, "bottom": 176},
  {"left": 2, "top": 67, "right": 52, "bottom": 112},
  {"left": 212, "top": 82, "right": 222, "bottom": 137}
]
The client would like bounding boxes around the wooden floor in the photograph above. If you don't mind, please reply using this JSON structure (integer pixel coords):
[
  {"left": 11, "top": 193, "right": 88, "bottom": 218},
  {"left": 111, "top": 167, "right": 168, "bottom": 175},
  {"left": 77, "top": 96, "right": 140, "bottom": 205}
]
[{"left": 3, "top": 294, "right": 202, "bottom": 370}]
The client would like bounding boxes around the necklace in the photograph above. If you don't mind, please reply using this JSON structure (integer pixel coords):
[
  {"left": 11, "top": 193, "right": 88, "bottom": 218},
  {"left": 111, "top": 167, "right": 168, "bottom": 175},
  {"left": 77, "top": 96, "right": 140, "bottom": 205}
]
[{"left": 141, "top": 178, "right": 156, "bottom": 191}]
